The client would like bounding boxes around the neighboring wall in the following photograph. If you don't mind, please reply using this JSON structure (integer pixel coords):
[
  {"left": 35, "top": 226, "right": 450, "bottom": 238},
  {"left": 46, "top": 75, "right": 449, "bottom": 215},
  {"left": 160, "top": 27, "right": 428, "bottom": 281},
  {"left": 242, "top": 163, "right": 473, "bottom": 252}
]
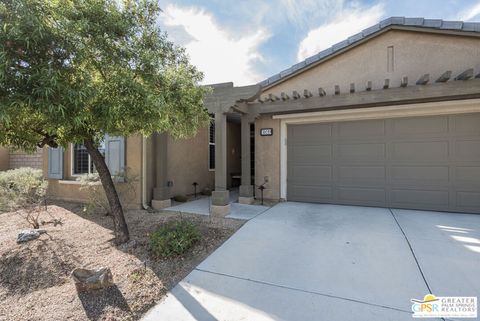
[
  {"left": 264, "top": 30, "right": 480, "bottom": 97},
  {"left": 44, "top": 135, "right": 143, "bottom": 208},
  {"left": 166, "top": 126, "right": 214, "bottom": 197},
  {"left": 9, "top": 148, "right": 43, "bottom": 169},
  {"left": 0, "top": 147, "right": 9, "bottom": 171}
]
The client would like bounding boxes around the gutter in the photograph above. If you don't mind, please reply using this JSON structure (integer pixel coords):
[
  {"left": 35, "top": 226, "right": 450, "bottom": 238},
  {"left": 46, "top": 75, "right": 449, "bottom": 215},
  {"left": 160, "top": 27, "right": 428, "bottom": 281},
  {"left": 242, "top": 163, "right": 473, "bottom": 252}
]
[{"left": 141, "top": 136, "right": 149, "bottom": 210}]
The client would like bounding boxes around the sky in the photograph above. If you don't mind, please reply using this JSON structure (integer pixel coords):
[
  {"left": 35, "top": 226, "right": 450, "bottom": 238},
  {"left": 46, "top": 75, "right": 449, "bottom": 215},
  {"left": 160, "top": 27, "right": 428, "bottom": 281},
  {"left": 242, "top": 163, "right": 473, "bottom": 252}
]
[{"left": 158, "top": 0, "right": 480, "bottom": 86}]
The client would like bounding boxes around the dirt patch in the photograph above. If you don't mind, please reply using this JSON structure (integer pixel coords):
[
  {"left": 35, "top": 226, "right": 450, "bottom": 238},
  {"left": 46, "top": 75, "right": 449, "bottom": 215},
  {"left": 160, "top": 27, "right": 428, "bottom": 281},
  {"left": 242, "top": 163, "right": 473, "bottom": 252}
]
[{"left": 0, "top": 202, "right": 244, "bottom": 321}]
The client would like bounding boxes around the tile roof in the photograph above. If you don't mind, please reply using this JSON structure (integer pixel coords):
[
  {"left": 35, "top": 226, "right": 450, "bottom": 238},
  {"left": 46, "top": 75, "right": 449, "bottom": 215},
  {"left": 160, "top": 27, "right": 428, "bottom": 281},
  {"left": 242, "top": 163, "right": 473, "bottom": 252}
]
[{"left": 259, "top": 17, "right": 480, "bottom": 88}]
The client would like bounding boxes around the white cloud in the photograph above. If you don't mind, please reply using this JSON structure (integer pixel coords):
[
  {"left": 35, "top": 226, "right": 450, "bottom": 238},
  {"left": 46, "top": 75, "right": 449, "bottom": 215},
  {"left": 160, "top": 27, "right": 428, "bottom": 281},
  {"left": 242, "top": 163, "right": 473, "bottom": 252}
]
[
  {"left": 458, "top": 1, "right": 480, "bottom": 21},
  {"left": 162, "top": 5, "right": 269, "bottom": 86},
  {"left": 278, "top": 0, "right": 345, "bottom": 28},
  {"left": 297, "top": 4, "right": 384, "bottom": 61}
]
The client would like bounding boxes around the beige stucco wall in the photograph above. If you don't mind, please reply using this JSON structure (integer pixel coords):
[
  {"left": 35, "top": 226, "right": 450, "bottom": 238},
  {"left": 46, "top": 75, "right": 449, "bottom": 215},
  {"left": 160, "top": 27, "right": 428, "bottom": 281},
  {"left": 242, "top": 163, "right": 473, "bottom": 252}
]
[
  {"left": 227, "top": 122, "right": 241, "bottom": 188},
  {"left": 264, "top": 30, "right": 480, "bottom": 97},
  {"left": 0, "top": 146, "right": 9, "bottom": 171},
  {"left": 255, "top": 116, "right": 281, "bottom": 200},
  {"left": 44, "top": 135, "right": 143, "bottom": 208},
  {"left": 166, "top": 126, "right": 214, "bottom": 197}
]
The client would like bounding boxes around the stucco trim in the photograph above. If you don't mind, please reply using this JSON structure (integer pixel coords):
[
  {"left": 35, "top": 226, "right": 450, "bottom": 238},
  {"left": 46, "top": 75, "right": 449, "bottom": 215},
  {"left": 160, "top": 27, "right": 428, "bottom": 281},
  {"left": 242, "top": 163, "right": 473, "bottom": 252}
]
[{"left": 279, "top": 98, "right": 480, "bottom": 199}]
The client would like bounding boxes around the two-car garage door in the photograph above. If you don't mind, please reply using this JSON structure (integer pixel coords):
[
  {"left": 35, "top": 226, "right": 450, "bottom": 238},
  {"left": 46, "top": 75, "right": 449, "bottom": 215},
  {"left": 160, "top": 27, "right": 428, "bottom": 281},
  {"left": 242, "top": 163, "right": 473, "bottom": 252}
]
[{"left": 287, "top": 113, "right": 480, "bottom": 213}]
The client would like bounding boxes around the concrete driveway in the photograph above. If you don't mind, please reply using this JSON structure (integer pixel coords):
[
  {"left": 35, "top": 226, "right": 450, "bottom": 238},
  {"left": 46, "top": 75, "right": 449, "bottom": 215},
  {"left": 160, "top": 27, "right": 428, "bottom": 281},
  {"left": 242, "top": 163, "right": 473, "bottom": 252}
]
[{"left": 143, "top": 202, "right": 480, "bottom": 321}]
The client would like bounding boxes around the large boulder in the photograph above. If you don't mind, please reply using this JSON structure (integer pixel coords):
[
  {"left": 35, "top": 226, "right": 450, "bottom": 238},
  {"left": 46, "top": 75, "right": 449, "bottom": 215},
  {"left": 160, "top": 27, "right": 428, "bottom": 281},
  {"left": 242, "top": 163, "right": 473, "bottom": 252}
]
[
  {"left": 71, "top": 267, "right": 114, "bottom": 292},
  {"left": 16, "top": 229, "right": 47, "bottom": 243}
]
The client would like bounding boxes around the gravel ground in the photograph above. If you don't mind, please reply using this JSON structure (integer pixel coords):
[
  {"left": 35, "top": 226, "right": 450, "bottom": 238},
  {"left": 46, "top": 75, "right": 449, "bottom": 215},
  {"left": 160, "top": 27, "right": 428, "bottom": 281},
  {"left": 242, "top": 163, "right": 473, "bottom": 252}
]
[{"left": 0, "top": 202, "right": 244, "bottom": 321}]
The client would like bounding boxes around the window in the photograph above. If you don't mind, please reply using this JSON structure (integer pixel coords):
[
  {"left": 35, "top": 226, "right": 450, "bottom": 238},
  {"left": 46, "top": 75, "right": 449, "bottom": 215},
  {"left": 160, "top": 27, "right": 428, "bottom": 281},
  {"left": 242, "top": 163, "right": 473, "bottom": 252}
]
[
  {"left": 208, "top": 116, "right": 215, "bottom": 170},
  {"left": 72, "top": 141, "right": 106, "bottom": 175}
]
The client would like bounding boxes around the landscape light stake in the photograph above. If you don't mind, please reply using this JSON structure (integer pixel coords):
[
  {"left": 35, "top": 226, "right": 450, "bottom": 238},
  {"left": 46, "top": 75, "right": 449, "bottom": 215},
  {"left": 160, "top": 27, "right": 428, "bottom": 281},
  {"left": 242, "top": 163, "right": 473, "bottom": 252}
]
[
  {"left": 258, "top": 184, "right": 266, "bottom": 205},
  {"left": 193, "top": 182, "right": 198, "bottom": 198}
]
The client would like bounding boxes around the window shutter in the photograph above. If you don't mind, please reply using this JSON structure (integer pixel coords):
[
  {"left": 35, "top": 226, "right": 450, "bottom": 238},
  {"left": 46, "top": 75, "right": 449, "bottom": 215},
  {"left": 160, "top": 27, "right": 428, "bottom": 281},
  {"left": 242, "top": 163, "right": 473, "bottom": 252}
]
[
  {"left": 104, "top": 135, "right": 125, "bottom": 180},
  {"left": 47, "top": 146, "right": 64, "bottom": 179}
]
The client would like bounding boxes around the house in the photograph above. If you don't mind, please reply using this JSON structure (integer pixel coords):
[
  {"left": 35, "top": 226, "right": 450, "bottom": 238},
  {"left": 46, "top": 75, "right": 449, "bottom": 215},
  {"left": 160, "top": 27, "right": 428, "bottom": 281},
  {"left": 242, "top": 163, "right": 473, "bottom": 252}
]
[
  {"left": 0, "top": 146, "right": 43, "bottom": 171},
  {"left": 44, "top": 17, "right": 480, "bottom": 214}
]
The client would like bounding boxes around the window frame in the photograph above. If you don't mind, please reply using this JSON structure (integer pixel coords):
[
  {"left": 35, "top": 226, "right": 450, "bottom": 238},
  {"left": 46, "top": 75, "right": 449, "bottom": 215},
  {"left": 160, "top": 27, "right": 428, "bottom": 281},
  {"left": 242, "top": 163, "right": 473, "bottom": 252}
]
[
  {"left": 70, "top": 141, "right": 105, "bottom": 177},
  {"left": 208, "top": 116, "right": 215, "bottom": 171}
]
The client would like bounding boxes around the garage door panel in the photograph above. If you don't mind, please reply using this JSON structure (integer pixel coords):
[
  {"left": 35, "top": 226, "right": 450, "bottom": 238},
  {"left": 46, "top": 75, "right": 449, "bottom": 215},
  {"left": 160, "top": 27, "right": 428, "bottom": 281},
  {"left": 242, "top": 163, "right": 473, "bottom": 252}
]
[
  {"left": 391, "top": 141, "right": 449, "bottom": 161},
  {"left": 453, "top": 114, "right": 480, "bottom": 134},
  {"left": 455, "top": 140, "right": 480, "bottom": 161},
  {"left": 456, "top": 167, "right": 480, "bottom": 181},
  {"left": 290, "top": 165, "right": 332, "bottom": 182},
  {"left": 456, "top": 191, "right": 480, "bottom": 208},
  {"left": 288, "top": 185, "right": 333, "bottom": 202},
  {"left": 391, "top": 116, "right": 448, "bottom": 135},
  {"left": 390, "top": 166, "right": 449, "bottom": 181},
  {"left": 289, "top": 145, "right": 332, "bottom": 163},
  {"left": 287, "top": 113, "right": 480, "bottom": 213},
  {"left": 391, "top": 189, "right": 449, "bottom": 207},
  {"left": 289, "top": 123, "right": 332, "bottom": 143},
  {"left": 338, "top": 166, "right": 386, "bottom": 179},
  {"left": 338, "top": 120, "right": 385, "bottom": 137},
  {"left": 337, "top": 143, "right": 386, "bottom": 161},
  {"left": 337, "top": 187, "right": 386, "bottom": 204}
]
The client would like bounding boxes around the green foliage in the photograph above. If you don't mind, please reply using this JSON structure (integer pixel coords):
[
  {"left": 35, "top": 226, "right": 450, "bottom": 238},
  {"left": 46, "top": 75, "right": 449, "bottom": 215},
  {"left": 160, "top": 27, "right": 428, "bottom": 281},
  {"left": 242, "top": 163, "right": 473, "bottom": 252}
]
[
  {"left": 0, "top": 0, "right": 210, "bottom": 150},
  {"left": 0, "top": 167, "right": 47, "bottom": 212},
  {"left": 0, "top": 167, "right": 47, "bottom": 228},
  {"left": 149, "top": 220, "right": 200, "bottom": 257},
  {"left": 78, "top": 168, "right": 138, "bottom": 214}
]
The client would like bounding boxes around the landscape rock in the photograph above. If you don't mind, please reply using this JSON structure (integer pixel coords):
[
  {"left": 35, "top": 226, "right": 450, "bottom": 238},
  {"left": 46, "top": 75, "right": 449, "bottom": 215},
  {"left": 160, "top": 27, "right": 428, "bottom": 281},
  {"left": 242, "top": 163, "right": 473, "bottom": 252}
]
[
  {"left": 71, "top": 267, "right": 114, "bottom": 292},
  {"left": 16, "top": 229, "right": 47, "bottom": 243}
]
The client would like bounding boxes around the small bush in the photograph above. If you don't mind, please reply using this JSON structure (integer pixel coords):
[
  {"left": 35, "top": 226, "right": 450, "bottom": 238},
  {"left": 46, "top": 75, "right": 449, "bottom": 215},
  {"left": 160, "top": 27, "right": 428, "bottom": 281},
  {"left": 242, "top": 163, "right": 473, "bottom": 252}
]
[
  {"left": 173, "top": 195, "right": 188, "bottom": 202},
  {"left": 149, "top": 220, "right": 200, "bottom": 257},
  {"left": 0, "top": 167, "right": 47, "bottom": 228},
  {"left": 78, "top": 168, "right": 138, "bottom": 215}
]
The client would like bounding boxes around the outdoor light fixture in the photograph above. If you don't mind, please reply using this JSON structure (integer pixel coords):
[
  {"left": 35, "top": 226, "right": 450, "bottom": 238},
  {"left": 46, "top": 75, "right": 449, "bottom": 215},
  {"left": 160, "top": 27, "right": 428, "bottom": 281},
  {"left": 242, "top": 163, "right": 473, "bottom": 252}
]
[{"left": 192, "top": 182, "right": 198, "bottom": 198}]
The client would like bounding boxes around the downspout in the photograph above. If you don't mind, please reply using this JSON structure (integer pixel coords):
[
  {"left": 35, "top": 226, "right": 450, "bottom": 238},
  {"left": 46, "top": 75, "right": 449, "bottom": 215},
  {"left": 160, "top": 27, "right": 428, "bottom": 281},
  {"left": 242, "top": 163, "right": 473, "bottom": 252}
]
[{"left": 141, "top": 136, "right": 149, "bottom": 210}]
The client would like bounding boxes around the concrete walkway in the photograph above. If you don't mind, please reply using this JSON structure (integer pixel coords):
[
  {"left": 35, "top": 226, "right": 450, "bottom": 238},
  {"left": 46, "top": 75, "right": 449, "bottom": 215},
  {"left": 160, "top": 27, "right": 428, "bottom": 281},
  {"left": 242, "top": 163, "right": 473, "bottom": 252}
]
[
  {"left": 143, "top": 202, "right": 480, "bottom": 321},
  {"left": 164, "top": 190, "right": 270, "bottom": 220}
]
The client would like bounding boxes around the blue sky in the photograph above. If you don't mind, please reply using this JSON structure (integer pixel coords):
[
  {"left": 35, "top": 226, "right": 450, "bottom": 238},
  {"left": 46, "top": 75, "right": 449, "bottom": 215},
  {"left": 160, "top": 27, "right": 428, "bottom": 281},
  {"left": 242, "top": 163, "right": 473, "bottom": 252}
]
[{"left": 158, "top": 0, "right": 480, "bottom": 85}]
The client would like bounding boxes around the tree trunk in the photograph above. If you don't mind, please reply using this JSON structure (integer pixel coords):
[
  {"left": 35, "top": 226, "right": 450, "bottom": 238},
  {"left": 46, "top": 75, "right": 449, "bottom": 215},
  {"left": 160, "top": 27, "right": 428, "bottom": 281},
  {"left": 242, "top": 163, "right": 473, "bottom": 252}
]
[{"left": 84, "top": 139, "right": 130, "bottom": 244}]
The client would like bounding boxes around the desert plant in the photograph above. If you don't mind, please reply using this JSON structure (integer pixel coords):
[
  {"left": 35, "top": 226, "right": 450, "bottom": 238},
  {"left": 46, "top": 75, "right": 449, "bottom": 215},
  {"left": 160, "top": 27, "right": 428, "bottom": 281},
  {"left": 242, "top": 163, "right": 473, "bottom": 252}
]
[
  {"left": 78, "top": 168, "right": 138, "bottom": 215},
  {"left": 149, "top": 220, "right": 200, "bottom": 257},
  {"left": 0, "top": 167, "right": 47, "bottom": 228}
]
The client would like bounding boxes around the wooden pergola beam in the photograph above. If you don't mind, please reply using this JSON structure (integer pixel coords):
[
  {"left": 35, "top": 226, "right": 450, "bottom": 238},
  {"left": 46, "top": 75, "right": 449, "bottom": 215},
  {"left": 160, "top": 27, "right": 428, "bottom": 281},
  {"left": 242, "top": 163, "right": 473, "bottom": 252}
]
[
  {"left": 436, "top": 71, "right": 451, "bottom": 83},
  {"left": 455, "top": 68, "right": 474, "bottom": 80},
  {"left": 416, "top": 74, "right": 430, "bottom": 85},
  {"left": 366, "top": 81, "right": 372, "bottom": 91},
  {"left": 249, "top": 79, "right": 480, "bottom": 115},
  {"left": 383, "top": 79, "right": 390, "bottom": 89},
  {"left": 334, "top": 85, "right": 340, "bottom": 95}
]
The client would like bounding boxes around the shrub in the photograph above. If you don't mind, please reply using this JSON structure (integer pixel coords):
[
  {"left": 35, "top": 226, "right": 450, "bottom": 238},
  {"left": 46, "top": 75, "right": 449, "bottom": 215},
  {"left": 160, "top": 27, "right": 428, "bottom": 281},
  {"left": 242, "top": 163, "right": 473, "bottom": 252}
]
[
  {"left": 149, "top": 220, "right": 200, "bottom": 257},
  {"left": 0, "top": 167, "right": 47, "bottom": 228},
  {"left": 173, "top": 195, "right": 188, "bottom": 202},
  {"left": 78, "top": 168, "right": 138, "bottom": 215}
]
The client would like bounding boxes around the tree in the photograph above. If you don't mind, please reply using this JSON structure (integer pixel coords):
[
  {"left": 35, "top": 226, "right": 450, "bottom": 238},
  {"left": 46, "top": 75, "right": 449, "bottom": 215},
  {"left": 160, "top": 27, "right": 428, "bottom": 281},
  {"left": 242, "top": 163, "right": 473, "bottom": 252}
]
[{"left": 0, "top": 0, "right": 210, "bottom": 243}]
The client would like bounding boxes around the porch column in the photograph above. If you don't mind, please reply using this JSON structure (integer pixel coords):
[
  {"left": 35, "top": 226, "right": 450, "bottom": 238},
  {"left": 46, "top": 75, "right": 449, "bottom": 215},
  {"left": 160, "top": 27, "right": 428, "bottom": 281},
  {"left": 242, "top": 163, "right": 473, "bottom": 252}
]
[
  {"left": 211, "top": 112, "right": 230, "bottom": 216},
  {"left": 152, "top": 132, "right": 171, "bottom": 209},
  {"left": 239, "top": 115, "right": 254, "bottom": 204}
]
